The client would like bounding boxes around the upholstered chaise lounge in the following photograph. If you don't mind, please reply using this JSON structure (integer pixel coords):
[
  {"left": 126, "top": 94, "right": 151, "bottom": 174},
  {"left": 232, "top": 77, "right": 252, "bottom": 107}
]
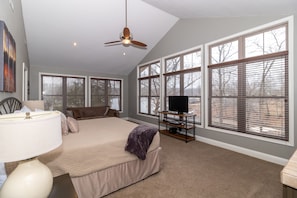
[{"left": 66, "top": 106, "right": 119, "bottom": 120}]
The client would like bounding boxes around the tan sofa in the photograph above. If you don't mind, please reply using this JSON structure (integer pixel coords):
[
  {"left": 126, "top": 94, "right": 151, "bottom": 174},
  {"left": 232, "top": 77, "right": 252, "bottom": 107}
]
[{"left": 66, "top": 106, "right": 119, "bottom": 120}]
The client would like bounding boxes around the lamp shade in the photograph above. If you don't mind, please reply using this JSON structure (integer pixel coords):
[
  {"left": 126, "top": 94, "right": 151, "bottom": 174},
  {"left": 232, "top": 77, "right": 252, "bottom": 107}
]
[{"left": 0, "top": 111, "right": 62, "bottom": 162}]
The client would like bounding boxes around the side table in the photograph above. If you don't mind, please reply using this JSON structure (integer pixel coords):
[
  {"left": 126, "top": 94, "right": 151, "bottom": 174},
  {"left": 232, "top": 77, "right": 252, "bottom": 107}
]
[{"left": 48, "top": 173, "right": 78, "bottom": 198}]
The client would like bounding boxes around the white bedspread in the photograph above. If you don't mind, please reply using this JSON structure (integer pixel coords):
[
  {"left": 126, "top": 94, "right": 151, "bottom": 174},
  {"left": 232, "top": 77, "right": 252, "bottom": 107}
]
[{"left": 39, "top": 117, "right": 160, "bottom": 177}]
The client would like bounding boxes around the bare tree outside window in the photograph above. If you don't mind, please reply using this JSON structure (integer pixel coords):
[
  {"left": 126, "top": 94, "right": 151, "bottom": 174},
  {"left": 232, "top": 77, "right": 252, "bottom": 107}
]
[
  {"left": 42, "top": 76, "right": 63, "bottom": 111},
  {"left": 138, "top": 62, "right": 160, "bottom": 116},
  {"left": 245, "top": 26, "right": 287, "bottom": 137},
  {"left": 90, "top": 78, "right": 122, "bottom": 111},
  {"left": 91, "top": 79, "right": 106, "bottom": 106},
  {"left": 164, "top": 50, "right": 202, "bottom": 123},
  {"left": 209, "top": 24, "right": 288, "bottom": 140},
  {"left": 41, "top": 75, "right": 85, "bottom": 112},
  {"left": 67, "top": 77, "right": 85, "bottom": 107}
]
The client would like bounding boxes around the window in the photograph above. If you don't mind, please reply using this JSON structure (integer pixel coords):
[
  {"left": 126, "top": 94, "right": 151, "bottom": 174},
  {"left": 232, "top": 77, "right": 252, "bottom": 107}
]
[
  {"left": 164, "top": 49, "right": 202, "bottom": 124},
  {"left": 41, "top": 74, "right": 86, "bottom": 112},
  {"left": 90, "top": 77, "right": 122, "bottom": 111},
  {"left": 208, "top": 23, "right": 288, "bottom": 141},
  {"left": 138, "top": 61, "right": 160, "bottom": 116}
]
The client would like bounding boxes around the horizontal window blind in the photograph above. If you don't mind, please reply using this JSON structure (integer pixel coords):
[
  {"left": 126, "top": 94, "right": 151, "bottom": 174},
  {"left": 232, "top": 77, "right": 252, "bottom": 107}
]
[{"left": 208, "top": 52, "right": 288, "bottom": 140}]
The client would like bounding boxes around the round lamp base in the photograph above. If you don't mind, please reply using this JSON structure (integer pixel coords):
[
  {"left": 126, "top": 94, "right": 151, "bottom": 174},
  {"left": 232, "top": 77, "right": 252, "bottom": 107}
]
[{"left": 0, "top": 158, "right": 53, "bottom": 198}]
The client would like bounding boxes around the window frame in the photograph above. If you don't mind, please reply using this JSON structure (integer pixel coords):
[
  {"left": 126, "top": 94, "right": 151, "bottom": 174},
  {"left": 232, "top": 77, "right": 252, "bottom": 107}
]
[
  {"left": 205, "top": 16, "right": 294, "bottom": 146},
  {"left": 137, "top": 60, "right": 161, "bottom": 117},
  {"left": 39, "top": 72, "right": 87, "bottom": 112},
  {"left": 89, "top": 76, "right": 123, "bottom": 111},
  {"left": 163, "top": 48, "right": 203, "bottom": 125}
]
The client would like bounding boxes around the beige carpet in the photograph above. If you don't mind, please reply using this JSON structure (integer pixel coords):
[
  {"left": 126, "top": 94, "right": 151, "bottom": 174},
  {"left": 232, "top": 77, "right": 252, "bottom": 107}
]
[{"left": 105, "top": 134, "right": 283, "bottom": 198}]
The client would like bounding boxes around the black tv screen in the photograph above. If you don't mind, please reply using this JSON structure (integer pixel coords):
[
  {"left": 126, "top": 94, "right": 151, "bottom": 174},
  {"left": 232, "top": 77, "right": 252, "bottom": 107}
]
[{"left": 168, "top": 96, "right": 188, "bottom": 114}]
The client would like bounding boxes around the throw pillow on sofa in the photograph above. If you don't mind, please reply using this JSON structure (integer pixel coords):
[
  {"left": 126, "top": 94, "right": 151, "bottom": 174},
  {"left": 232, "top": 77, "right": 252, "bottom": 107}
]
[{"left": 67, "top": 117, "right": 79, "bottom": 133}]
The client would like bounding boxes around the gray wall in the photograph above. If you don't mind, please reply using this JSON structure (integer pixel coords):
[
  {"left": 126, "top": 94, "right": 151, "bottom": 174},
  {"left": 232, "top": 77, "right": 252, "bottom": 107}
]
[
  {"left": 0, "top": 0, "right": 29, "bottom": 101},
  {"left": 1, "top": 0, "right": 295, "bottom": 160},
  {"left": 29, "top": 65, "right": 129, "bottom": 117},
  {"left": 128, "top": 14, "right": 297, "bottom": 160}
]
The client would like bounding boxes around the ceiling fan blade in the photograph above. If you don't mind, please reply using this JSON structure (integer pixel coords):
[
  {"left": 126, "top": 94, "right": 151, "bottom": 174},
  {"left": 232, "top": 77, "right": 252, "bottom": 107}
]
[
  {"left": 123, "top": 27, "right": 130, "bottom": 38},
  {"left": 104, "top": 41, "right": 121, "bottom": 45},
  {"left": 131, "top": 40, "right": 147, "bottom": 47},
  {"left": 105, "top": 42, "right": 122, "bottom": 47}
]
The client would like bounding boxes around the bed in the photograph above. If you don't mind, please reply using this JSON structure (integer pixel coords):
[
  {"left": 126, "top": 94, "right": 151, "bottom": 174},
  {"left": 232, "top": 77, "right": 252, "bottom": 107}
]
[{"left": 0, "top": 97, "right": 161, "bottom": 198}]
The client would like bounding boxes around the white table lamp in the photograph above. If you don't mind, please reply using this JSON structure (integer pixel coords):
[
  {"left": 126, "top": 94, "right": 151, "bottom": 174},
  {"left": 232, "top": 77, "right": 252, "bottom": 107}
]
[{"left": 0, "top": 111, "right": 62, "bottom": 198}]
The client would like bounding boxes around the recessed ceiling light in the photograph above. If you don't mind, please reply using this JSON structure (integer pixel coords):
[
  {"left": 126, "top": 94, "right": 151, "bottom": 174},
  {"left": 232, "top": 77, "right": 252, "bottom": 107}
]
[
  {"left": 73, "top": 42, "right": 77, "bottom": 47},
  {"left": 123, "top": 52, "right": 126, "bottom": 56}
]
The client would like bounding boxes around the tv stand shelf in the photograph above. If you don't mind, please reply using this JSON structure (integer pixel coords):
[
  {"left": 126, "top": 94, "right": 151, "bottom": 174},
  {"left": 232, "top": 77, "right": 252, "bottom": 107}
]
[{"left": 158, "top": 111, "right": 196, "bottom": 143}]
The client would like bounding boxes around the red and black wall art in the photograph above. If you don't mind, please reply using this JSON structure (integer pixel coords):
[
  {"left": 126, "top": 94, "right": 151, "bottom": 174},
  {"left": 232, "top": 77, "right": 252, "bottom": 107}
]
[{"left": 0, "top": 20, "right": 16, "bottom": 92}]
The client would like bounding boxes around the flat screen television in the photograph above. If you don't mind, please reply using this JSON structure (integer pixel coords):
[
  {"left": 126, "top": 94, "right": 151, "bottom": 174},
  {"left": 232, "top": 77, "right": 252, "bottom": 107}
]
[{"left": 168, "top": 96, "right": 188, "bottom": 114}]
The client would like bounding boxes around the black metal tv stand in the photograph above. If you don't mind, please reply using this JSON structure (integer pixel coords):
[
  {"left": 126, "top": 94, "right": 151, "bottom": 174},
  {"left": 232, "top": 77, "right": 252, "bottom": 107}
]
[{"left": 158, "top": 111, "right": 196, "bottom": 143}]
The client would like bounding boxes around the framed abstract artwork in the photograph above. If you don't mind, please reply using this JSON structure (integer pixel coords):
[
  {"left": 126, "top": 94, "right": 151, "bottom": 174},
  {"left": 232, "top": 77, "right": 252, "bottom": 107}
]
[{"left": 0, "top": 20, "right": 16, "bottom": 92}]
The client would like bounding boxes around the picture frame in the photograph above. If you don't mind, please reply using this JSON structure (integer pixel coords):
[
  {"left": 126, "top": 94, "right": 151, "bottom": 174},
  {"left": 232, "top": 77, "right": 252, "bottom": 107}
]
[{"left": 0, "top": 20, "right": 16, "bottom": 92}]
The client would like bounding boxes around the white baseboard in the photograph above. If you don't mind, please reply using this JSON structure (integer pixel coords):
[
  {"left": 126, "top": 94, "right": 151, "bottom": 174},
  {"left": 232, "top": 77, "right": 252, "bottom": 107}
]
[
  {"left": 127, "top": 117, "right": 288, "bottom": 166},
  {"left": 196, "top": 136, "right": 288, "bottom": 166},
  {"left": 126, "top": 117, "right": 158, "bottom": 127}
]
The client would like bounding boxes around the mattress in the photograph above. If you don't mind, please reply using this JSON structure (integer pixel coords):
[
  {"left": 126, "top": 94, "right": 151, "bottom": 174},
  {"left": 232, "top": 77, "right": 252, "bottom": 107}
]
[{"left": 39, "top": 117, "right": 160, "bottom": 177}]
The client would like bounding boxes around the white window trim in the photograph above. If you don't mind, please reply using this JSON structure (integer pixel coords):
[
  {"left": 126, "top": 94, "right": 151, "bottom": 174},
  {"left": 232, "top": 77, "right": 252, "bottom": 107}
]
[
  {"left": 22, "top": 62, "right": 28, "bottom": 101},
  {"left": 38, "top": 72, "right": 88, "bottom": 106},
  {"left": 200, "top": 45, "right": 205, "bottom": 128},
  {"left": 204, "top": 16, "right": 294, "bottom": 146},
  {"left": 137, "top": 59, "right": 162, "bottom": 119},
  {"left": 162, "top": 45, "right": 204, "bottom": 126},
  {"left": 88, "top": 76, "right": 124, "bottom": 113}
]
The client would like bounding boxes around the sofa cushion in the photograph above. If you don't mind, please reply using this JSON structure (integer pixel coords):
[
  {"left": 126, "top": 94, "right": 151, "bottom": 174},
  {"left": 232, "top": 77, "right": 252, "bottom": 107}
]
[
  {"left": 72, "top": 109, "right": 81, "bottom": 119},
  {"left": 81, "top": 107, "right": 107, "bottom": 117}
]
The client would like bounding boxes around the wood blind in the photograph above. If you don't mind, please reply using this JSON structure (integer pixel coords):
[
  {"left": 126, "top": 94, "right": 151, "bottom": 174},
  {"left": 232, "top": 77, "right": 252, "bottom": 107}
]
[{"left": 208, "top": 51, "right": 288, "bottom": 140}]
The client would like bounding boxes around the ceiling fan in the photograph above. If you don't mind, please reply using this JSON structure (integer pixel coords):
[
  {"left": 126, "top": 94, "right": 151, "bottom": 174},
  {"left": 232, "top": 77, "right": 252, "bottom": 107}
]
[{"left": 104, "top": 0, "right": 147, "bottom": 48}]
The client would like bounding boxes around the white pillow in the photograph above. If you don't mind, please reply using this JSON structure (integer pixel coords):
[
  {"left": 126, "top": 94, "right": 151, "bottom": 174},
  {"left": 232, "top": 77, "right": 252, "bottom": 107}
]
[
  {"left": 60, "top": 112, "right": 69, "bottom": 135},
  {"left": 104, "top": 106, "right": 110, "bottom": 116},
  {"left": 20, "top": 105, "right": 32, "bottom": 112},
  {"left": 0, "top": 162, "right": 7, "bottom": 188}
]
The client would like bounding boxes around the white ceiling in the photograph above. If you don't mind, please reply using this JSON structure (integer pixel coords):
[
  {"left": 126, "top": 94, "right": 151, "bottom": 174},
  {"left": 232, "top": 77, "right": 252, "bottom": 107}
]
[
  {"left": 143, "top": 0, "right": 297, "bottom": 19},
  {"left": 20, "top": 0, "right": 296, "bottom": 76}
]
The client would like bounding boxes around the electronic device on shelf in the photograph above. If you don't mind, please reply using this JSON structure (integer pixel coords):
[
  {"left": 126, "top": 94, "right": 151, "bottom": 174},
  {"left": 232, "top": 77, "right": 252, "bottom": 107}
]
[
  {"left": 168, "top": 120, "right": 180, "bottom": 125},
  {"left": 168, "top": 96, "right": 189, "bottom": 114},
  {"left": 163, "top": 119, "right": 184, "bottom": 125}
]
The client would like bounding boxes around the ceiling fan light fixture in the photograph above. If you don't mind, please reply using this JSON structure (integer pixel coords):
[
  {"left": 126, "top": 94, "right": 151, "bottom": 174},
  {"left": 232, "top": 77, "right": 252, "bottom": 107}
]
[{"left": 122, "top": 39, "right": 131, "bottom": 45}]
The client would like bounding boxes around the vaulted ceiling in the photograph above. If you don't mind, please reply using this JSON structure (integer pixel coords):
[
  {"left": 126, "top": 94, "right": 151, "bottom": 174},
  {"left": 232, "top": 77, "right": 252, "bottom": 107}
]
[{"left": 20, "top": 0, "right": 296, "bottom": 75}]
